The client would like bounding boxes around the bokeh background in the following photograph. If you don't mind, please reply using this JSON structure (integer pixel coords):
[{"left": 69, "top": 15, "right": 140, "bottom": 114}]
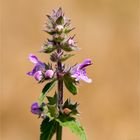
[{"left": 1, "top": 0, "right": 139, "bottom": 140}]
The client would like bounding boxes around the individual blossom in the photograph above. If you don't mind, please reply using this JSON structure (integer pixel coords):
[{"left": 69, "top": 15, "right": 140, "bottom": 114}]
[
  {"left": 45, "top": 69, "right": 54, "bottom": 79},
  {"left": 31, "top": 102, "right": 42, "bottom": 115},
  {"left": 70, "top": 59, "right": 92, "bottom": 83},
  {"left": 31, "top": 102, "right": 46, "bottom": 118},
  {"left": 27, "top": 54, "right": 54, "bottom": 81},
  {"left": 34, "top": 71, "right": 43, "bottom": 81}
]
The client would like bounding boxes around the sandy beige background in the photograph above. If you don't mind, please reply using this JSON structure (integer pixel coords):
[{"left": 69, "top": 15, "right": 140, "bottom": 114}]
[{"left": 1, "top": 0, "right": 139, "bottom": 140}]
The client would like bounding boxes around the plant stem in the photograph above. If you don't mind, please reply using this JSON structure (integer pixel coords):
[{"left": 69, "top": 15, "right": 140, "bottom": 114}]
[
  {"left": 56, "top": 122, "right": 62, "bottom": 140},
  {"left": 56, "top": 48, "right": 63, "bottom": 140}
]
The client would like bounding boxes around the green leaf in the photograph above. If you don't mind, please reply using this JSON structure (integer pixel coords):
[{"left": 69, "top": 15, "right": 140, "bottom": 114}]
[
  {"left": 60, "top": 54, "right": 74, "bottom": 62},
  {"left": 47, "top": 104, "right": 59, "bottom": 118},
  {"left": 46, "top": 30, "right": 56, "bottom": 35},
  {"left": 56, "top": 16, "right": 64, "bottom": 25},
  {"left": 47, "top": 93, "right": 57, "bottom": 105},
  {"left": 63, "top": 99, "right": 79, "bottom": 116},
  {"left": 47, "top": 93, "right": 59, "bottom": 118},
  {"left": 61, "top": 45, "right": 76, "bottom": 52},
  {"left": 40, "top": 117, "right": 57, "bottom": 140},
  {"left": 42, "top": 44, "right": 56, "bottom": 53},
  {"left": 56, "top": 118, "right": 87, "bottom": 140},
  {"left": 53, "top": 37, "right": 64, "bottom": 43},
  {"left": 64, "top": 76, "right": 77, "bottom": 95},
  {"left": 38, "top": 80, "right": 56, "bottom": 105},
  {"left": 64, "top": 27, "right": 75, "bottom": 34}
]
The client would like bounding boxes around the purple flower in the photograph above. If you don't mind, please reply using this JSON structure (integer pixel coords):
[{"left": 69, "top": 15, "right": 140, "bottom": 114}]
[
  {"left": 31, "top": 102, "right": 42, "bottom": 115},
  {"left": 27, "top": 54, "right": 46, "bottom": 81},
  {"left": 27, "top": 54, "right": 54, "bottom": 81},
  {"left": 34, "top": 71, "right": 43, "bottom": 81},
  {"left": 45, "top": 70, "right": 54, "bottom": 79},
  {"left": 70, "top": 59, "right": 92, "bottom": 83}
]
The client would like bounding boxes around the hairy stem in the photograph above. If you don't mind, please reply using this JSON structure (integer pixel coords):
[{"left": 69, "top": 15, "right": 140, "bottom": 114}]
[{"left": 56, "top": 47, "right": 63, "bottom": 140}]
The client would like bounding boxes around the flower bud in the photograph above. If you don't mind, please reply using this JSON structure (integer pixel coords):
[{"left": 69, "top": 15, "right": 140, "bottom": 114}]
[
  {"left": 31, "top": 102, "right": 42, "bottom": 115},
  {"left": 55, "top": 25, "right": 63, "bottom": 32},
  {"left": 45, "top": 69, "right": 54, "bottom": 79},
  {"left": 68, "top": 38, "right": 75, "bottom": 46},
  {"left": 34, "top": 71, "right": 43, "bottom": 81}
]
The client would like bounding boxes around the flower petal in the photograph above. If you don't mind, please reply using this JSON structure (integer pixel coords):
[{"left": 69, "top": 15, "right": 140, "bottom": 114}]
[
  {"left": 45, "top": 69, "right": 54, "bottom": 79},
  {"left": 79, "top": 59, "right": 92, "bottom": 69},
  {"left": 28, "top": 54, "right": 39, "bottom": 64},
  {"left": 34, "top": 71, "right": 43, "bottom": 81},
  {"left": 27, "top": 64, "right": 40, "bottom": 76},
  {"left": 81, "top": 75, "right": 92, "bottom": 83},
  {"left": 70, "top": 60, "right": 92, "bottom": 83},
  {"left": 31, "top": 102, "right": 41, "bottom": 115}
]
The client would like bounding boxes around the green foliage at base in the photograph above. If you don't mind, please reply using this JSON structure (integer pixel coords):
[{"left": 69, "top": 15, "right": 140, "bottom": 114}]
[
  {"left": 40, "top": 117, "right": 57, "bottom": 140},
  {"left": 40, "top": 116, "right": 87, "bottom": 140},
  {"left": 56, "top": 117, "right": 87, "bottom": 140}
]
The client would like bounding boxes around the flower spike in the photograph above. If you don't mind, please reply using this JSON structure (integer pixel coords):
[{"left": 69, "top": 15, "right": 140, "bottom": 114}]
[{"left": 27, "top": 7, "right": 92, "bottom": 140}]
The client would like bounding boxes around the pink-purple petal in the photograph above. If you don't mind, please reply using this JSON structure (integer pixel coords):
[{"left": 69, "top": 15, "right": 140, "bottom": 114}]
[
  {"left": 31, "top": 102, "right": 41, "bottom": 115},
  {"left": 34, "top": 71, "right": 43, "bottom": 81},
  {"left": 70, "top": 59, "right": 92, "bottom": 83},
  {"left": 81, "top": 75, "right": 92, "bottom": 83},
  {"left": 79, "top": 59, "right": 92, "bottom": 69},
  {"left": 29, "top": 54, "right": 39, "bottom": 64},
  {"left": 45, "top": 69, "right": 54, "bottom": 79}
]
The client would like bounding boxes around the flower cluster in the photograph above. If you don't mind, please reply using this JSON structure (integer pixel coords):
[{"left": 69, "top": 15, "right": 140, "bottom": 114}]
[{"left": 27, "top": 7, "right": 92, "bottom": 140}]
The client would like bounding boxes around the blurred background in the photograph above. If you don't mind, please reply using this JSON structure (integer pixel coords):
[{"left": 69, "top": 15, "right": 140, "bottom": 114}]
[{"left": 1, "top": 0, "right": 139, "bottom": 140}]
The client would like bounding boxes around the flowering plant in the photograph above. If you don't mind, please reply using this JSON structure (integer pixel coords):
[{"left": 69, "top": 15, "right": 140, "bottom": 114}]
[{"left": 27, "top": 8, "right": 92, "bottom": 140}]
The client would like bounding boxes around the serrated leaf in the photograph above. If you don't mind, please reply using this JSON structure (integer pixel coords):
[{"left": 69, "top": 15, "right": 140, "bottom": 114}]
[
  {"left": 38, "top": 80, "right": 56, "bottom": 105},
  {"left": 47, "top": 93, "right": 57, "bottom": 105},
  {"left": 56, "top": 118, "right": 87, "bottom": 140},
  {"left": 47, "top": 104, "right": 59, "bottom": 118},
  {"left": 64, "top": 77, "right": 77, "bottom": 95},
  {"left": 40, "top": 117, "right": 57, "bottom": 140},
  {"left": 60, "top": 54, "right": 74, "bottom": 62},
  {"left": 63, "top": 99, "right": 79, "bottom": 116}
]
